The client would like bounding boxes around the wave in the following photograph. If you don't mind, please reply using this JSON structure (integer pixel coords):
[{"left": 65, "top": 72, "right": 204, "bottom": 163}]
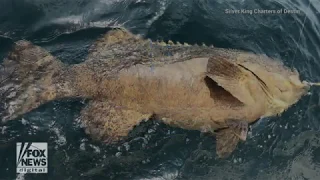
[{"left": 0, "top": 0, "right": 172, "bottom": 41}]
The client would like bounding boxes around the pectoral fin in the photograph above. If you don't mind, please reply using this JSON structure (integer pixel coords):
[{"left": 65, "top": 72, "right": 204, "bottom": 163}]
[
  {"left": 206, "top": 56, "right": 260, "bottom": 105},
  {"left": 226, "top": 119, "right": 248, "bottom": 141},
  {"left": 216, "top": 119, "right": 249, "bottom": 158},
  {"left": 216, "top": 128, "right": 240, "bottom": 158}
]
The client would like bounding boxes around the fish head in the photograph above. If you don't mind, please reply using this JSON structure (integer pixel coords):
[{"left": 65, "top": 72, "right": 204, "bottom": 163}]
[{"left": 237, "top": 53, "right": 310, "bottom": 116}]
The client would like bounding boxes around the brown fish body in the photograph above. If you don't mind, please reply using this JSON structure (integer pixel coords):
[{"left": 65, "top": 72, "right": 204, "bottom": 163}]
[
  {"left": 59, "top": 54, "right": 265, "bottom": 132},
  {"left": 101, "top": 58, "right": 263, "bottom": 131},
  {"left": 0, "top": 28, "right": 309, "bottom": 157}
]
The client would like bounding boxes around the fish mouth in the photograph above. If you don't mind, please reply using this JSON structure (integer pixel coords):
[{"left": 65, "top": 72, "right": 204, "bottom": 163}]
[
  {"left": 301, "top": 81, "right": 312, "bottom": 94},
  {"left": 302, "top": 80, "right": 312, "bottom": 88}
]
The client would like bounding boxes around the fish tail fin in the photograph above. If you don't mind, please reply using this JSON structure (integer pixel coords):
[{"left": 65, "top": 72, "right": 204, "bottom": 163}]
[{"left": 0, "top": 40, "right": 65, "bottom": 123}]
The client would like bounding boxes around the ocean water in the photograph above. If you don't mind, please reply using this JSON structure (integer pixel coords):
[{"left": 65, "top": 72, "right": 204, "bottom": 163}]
[{"left": 0, "top": 0, "right": 320, "bottom": 179}]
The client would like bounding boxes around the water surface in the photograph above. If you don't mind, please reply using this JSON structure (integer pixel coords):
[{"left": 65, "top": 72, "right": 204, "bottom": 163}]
[{"left": 0, "top": 0, "right": 320, "bottom": 179}]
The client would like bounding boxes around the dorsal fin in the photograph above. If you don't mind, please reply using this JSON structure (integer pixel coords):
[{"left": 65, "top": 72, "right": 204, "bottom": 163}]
[
  {"left": 86, "top": 28, "right": 216, "bottom": 73},
  {"left": 206, "top": 56, "right": 264, "bottom": 106}
]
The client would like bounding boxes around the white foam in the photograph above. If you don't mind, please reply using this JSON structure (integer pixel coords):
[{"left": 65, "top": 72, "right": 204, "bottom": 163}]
[
  {"left": 16, "top": 173, "right": 25, "bottom": 180},
  {"left": 21, "top": 118, "right": 28, "bottom": 125},
  {"left": 98, "top": 0, "right": 123, "bottom": 5},
  {"left": 89, "top": 144, "right": 101, "bottom": 153},
  {"left": 51, "top": 15, "right": 83, "bottom": 25},
  {"left": 146, "top": 0, "right": 169, "bottom": 27},
  {"left": 49, "top": 14, "right": 126, "bottom": 29},
  {"left": 123, "top": 142, "right": 130, "bottom": 151},
  {"left": 80, "top": 143, "right": 86, "bottom": 151},
  {"left": 52, "top": 127, "right": 67, "bottom": 147},
  {"left": 1, "top": 126, "right": 7, "bottom": 134},
  {"left": 115, "top": 152, "right": 122, "bottom": 157},
  {"left": 137, "top": 170, "right": 179, "bottom": 180}
]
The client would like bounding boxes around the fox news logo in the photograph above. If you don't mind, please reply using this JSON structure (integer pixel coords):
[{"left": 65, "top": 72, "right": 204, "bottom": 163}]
[{"left": 16, "top": 142, "right": 48, "bottom": 173}]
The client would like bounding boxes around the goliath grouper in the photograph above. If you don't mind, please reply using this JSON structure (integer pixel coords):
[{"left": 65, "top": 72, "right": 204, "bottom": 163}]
[{"left": 0, "top": 28, "right": 318, "bottom": 158}]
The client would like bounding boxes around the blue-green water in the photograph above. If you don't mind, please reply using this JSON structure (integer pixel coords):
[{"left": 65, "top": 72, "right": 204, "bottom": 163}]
[{"left": 1, "top": 0, "right": 320, "bottom": 179}]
